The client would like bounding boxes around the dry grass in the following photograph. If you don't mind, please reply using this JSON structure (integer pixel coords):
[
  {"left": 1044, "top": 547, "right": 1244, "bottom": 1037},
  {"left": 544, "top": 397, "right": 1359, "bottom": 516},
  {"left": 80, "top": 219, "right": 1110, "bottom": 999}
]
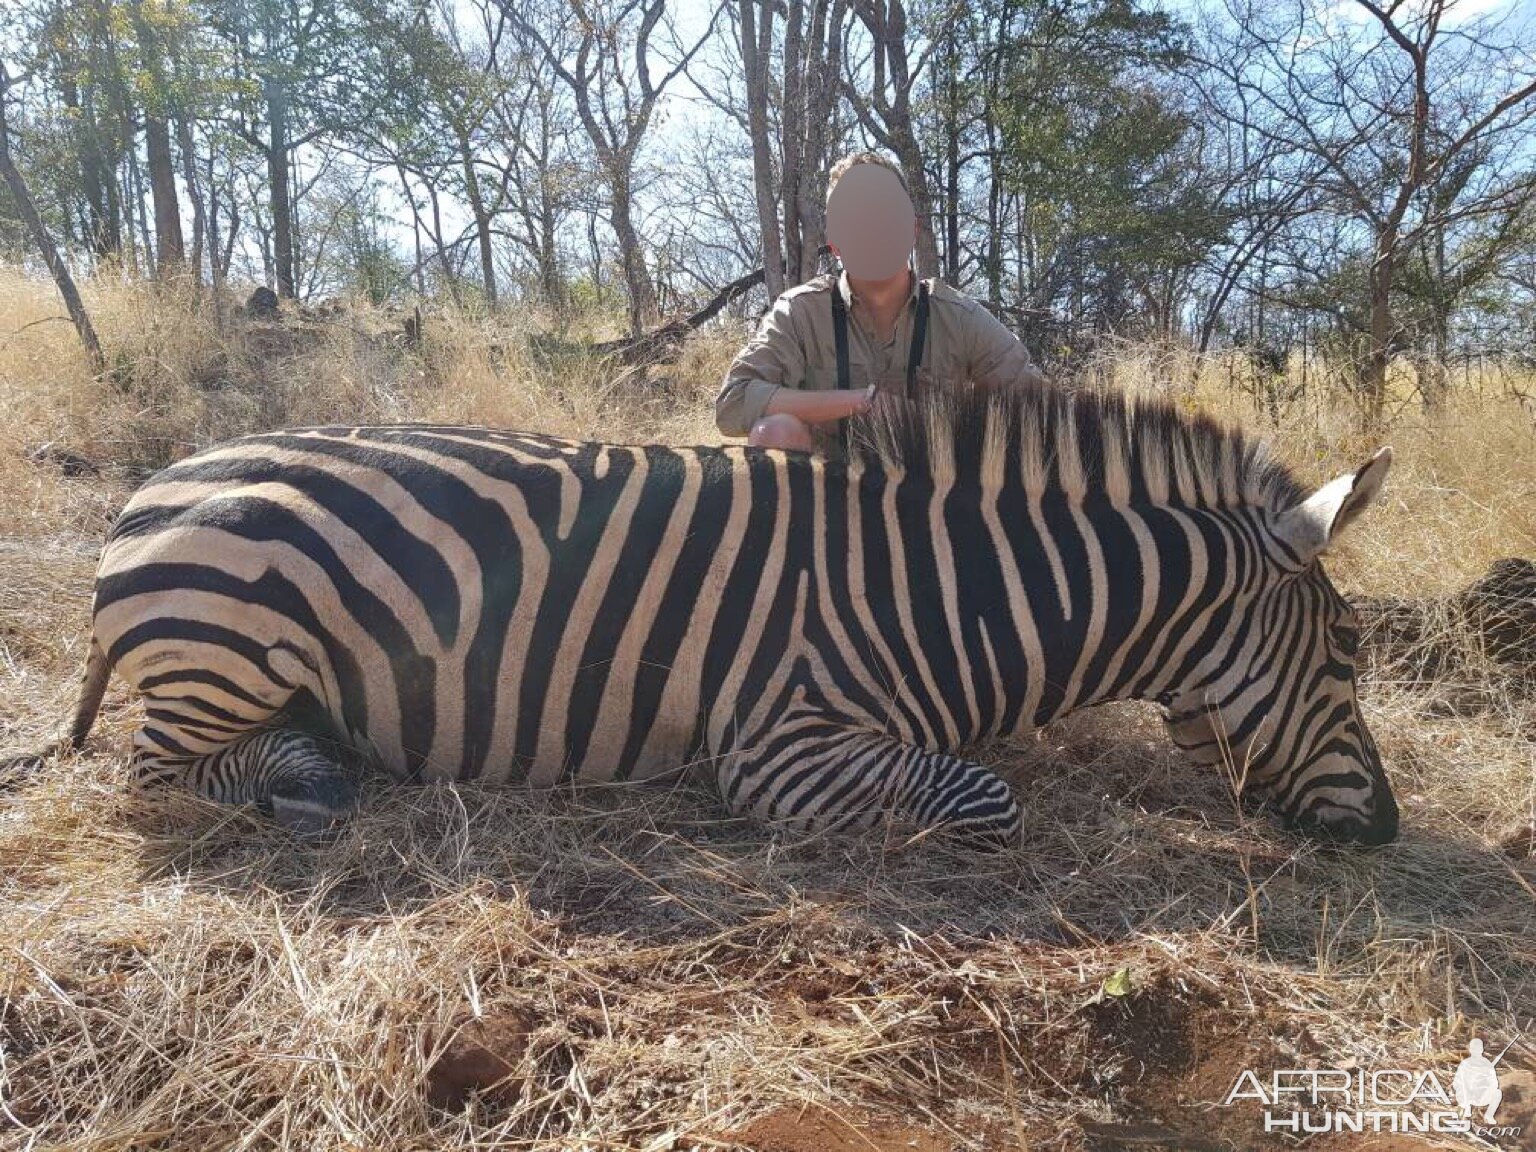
[{"left": 1, "top": 270, "right": 1534, "bottom": 1151}]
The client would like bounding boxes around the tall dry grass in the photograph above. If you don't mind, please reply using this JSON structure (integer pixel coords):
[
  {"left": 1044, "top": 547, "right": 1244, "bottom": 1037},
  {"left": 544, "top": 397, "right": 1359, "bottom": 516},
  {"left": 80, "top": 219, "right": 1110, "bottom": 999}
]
[{"left": 1, "top": 269, "right": 1533, "bottom": 1151}]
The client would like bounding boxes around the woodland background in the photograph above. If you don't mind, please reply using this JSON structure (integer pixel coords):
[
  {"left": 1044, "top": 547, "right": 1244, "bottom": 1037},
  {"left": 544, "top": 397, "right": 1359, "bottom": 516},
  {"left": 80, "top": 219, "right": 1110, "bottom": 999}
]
[{"left": 1, "top": 0, "right": 1534, "bottom": 424}]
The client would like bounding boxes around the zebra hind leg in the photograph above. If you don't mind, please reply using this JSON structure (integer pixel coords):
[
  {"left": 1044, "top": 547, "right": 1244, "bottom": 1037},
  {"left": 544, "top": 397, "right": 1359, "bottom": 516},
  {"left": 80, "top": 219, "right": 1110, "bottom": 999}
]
[
  {"left": 719, "top": 717, "right": 1023, "bottom": 849},
  {"left": 133, "top": 727, "right": 360, "bottom": 834}
]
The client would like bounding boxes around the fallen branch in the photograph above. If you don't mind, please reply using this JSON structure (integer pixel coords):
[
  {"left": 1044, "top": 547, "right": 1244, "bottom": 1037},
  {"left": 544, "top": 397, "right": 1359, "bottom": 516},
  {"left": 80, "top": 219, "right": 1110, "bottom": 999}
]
[{"left": 592, "top": 247, "right": 834, "bottom": 367}]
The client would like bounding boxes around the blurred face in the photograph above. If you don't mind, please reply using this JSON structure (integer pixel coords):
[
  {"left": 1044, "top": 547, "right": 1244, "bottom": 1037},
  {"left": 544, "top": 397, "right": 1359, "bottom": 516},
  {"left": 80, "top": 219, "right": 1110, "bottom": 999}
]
[
  {"left": 826, "top": 164, "right": 916, "bottom": 280},
  {"left": 1162, "top": 564, "right": 1399, "bottom": 845}
]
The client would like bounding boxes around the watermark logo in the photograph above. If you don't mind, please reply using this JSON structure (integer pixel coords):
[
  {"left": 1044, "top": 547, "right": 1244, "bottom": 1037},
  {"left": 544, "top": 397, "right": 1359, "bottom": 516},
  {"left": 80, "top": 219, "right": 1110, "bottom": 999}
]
[
  {"left": 1453, "top": 1038, "right": 1502, "bottom": 1123},
  {"left": 1223, "top": 1036, "right": 1523, "bottom": 1143}
]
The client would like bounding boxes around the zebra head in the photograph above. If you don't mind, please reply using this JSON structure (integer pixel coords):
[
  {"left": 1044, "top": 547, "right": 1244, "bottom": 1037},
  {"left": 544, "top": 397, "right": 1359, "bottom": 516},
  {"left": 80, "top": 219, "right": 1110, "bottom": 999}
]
[{"left": 1162, "top": 448, "right": 1399, "bottom": 845}]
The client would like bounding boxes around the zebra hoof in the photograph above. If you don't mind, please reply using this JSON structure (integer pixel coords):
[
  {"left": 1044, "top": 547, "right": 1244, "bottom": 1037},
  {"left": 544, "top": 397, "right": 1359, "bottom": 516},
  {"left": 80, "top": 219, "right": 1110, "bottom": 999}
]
[{"left": 271, "top": 776, "right": 359, "bottom": 836}]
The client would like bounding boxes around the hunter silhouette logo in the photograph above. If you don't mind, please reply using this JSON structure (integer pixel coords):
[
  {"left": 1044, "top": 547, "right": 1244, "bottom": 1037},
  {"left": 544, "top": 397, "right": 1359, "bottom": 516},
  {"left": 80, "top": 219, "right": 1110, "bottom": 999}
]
[
  {"left": 1453, "top": 1038, "right": 1506, "bottom": 1124},
  {"left": 1223, "top": 1035, "right": 1524, "bottom": 1141}
]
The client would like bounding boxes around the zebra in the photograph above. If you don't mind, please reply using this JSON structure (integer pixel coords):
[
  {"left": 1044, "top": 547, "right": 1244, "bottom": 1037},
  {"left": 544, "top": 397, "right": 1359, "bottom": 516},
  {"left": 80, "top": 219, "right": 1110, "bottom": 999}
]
[{"left": 5, "top": 384, "right": 1399, "bottom": 846}]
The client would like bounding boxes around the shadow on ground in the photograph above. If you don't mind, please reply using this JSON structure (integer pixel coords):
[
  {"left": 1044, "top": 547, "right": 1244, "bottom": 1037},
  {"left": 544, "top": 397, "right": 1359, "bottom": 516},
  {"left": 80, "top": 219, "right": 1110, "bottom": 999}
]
[{"left": 114, "top": 705, "right": 1535, "bottom": 985}]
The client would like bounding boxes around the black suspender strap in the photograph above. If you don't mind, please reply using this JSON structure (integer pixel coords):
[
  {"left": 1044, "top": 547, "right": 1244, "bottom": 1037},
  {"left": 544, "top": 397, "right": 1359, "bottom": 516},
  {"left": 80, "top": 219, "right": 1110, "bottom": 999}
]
[
  {"left": 907, "top": 280, "right": 930, "bottom": 394},
  {"left": 831, "top": 278, "right": 851, "bottom": 391},
  {"left": 831, "top": 276, "right": 930, "bottom": 394}
]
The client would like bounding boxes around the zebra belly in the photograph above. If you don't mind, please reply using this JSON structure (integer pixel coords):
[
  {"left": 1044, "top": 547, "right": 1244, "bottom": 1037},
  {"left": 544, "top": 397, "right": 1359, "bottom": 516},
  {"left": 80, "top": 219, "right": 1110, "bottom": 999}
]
[{"left": 93, "top": 452, "right": 757, "bottom": 789}]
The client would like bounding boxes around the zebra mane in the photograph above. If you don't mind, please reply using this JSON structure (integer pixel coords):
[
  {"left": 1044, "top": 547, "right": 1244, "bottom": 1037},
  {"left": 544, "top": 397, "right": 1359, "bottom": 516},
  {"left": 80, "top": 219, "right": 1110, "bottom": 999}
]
[{"left": 841, "top": 383, "right": 1310, "bottom": 512}]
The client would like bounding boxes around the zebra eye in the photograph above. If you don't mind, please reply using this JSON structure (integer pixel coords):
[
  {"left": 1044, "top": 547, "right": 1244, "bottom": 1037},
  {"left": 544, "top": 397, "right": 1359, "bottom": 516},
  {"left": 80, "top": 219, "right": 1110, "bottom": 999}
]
[{"left": 1334, "top": 629, "right": 1359, "bottom": 659}]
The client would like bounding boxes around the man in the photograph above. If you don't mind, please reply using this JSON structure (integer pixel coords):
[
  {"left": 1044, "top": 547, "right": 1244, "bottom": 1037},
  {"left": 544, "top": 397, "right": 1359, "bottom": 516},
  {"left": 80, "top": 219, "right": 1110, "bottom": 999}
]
[{"left": 715, "top": 151, "right": 1046, "bottom": 455}]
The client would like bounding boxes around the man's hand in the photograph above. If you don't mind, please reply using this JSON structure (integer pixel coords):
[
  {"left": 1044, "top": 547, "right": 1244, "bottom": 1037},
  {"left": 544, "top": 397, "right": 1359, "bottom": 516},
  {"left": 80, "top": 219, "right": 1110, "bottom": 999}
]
[{"left": 764, "top": 385, "right": 877, "bottom": 426}]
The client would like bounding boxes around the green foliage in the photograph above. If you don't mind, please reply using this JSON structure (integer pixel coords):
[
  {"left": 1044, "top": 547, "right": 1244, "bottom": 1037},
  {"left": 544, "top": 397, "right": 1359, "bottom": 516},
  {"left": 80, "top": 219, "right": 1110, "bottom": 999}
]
[
  {"left": 565, "top": 273, "right": 627, "bottom": 316},
  {"left": 1102, "top": 967, "right": 1133, "bottom": 997},
  {"left": 987, "top": 0, "right": 1227, "bottom": 333}
]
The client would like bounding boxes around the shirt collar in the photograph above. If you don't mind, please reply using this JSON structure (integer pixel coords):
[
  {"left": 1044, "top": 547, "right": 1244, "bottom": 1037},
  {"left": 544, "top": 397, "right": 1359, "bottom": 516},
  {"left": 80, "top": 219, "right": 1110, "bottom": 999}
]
[{"left": 837, "top": 267, "right": 920, "bottom": 310}]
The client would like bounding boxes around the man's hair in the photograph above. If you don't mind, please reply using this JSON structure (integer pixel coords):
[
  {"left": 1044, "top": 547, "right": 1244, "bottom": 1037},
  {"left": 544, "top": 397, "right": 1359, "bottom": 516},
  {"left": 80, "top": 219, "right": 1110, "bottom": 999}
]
[{"left": 828, "top": 151, "right": 909, "bottom": 198}]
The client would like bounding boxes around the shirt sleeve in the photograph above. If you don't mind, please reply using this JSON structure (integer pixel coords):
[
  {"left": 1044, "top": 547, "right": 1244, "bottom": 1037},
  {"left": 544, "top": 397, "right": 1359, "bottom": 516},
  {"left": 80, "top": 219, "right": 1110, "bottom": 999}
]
[
  {"left": 715, "top": 292, "right": 807, "bottom": 437},
  {"left": 965, "top": 300, "right": 1046, "bottom": 391}
]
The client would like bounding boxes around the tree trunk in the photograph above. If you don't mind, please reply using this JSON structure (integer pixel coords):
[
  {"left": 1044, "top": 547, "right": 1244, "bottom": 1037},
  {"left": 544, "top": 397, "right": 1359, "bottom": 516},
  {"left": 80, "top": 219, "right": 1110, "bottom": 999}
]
[
  {"left": 781, "top": 0, "right": 805, "bottom": 284},
  {"left": 176, "top": 113, "right": 205, "bottom": 287},
  {"left": 412, "top": 210, "right": 425, "bottom": 296},
  {"left": 288, "top": 142, "right": 303, "bottom": 298},
  {"left": 456, "top": 124, "right": 499, "bottom": 306},
  {"left": 742, "top": 0, "right": 785, "bottom": 300},
  {"left": 609, "top": 162, "right": 658, "bottom": 336},
  {"left": 847, "top": 0, "right": 940, "bottom": 276},
  {"left": 793, "top": 0, "right": 844, "bottom": 284},
  {"left": 254, "top": 201, "right": 273, "bottom": 287},
  {"left": 982, "top": 20, "right": 1003, "bottom": 307},
  {"left": 985, "top": 163, "right": 1002, "bottom": 307},
  {"left": 205, "top": 146, "right": 226, "bottom": 325},
  {"left": 896, "top": 134, "right": 939, "bottom": 278},
  {"left": 130, "top": 5, "right": 184, "bottom": 276},
  {"left": 1420, "top": 223, "right": 1452, "bottom": 412},
  {"left": 219, "top": 196, "right": 238, "bottom": 284},
  {"left": 425, "top": 170, "right": 465, "bottom": 309},
  {"left": 58, "top": 72, "right": 121, "bottom": 260},
  {"left": 539, "top": 195, "right": 562, "bottom": 307},
  {"left": 587, "top": 210, "right": 604, "bottom": 294},
  {"left": 95, "top": 2, "right": 136, "bottom": 270},
  {"left": 0, "top": 87, "right": 105, "bottom": 374},
  {"left": 396, "top": 162, "right": 427, "bottom": 296},
  {"left": 91, "top": 104, "right": 125, "bottom": 261},
  {"left": 126, "top": 143, "right": 153, "bottom": 274},
  {"left": 144, "top": 113, "right": 184, "bottom": 273},
  {"left": 1364, "top": 240, "right": 1394, "bottom": 426},
  {"left": 535, "top": 102, "right": 564, "bottom": 308},
  {"left": 941, "top": 30, "right": 961, "bottom": 283},
  {"left": 265, "top": 74, "right": 295, "bottom": 297},
  {"left": 882, "top": 5, "right": 938, "bottom": 276}
]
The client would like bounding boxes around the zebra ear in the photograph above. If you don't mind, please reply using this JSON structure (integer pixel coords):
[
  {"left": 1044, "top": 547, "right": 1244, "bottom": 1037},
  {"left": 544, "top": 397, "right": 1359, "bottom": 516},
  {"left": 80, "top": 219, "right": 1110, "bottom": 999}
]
[{"left": 1274, "top": 447, "right": 1392, "bottom": 564}]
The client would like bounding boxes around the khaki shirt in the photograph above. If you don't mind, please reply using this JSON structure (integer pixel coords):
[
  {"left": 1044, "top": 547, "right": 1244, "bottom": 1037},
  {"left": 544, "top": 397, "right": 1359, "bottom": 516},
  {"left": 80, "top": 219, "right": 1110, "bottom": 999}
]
[{"left": 715, "top": 270, "right": 1044, "bottom": 448}]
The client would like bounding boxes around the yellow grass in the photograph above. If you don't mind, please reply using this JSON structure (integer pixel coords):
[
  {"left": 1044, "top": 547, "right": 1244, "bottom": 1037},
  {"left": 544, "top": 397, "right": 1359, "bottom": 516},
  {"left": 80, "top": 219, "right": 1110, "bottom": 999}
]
[{"left": 1, "top": 268, "right": 1533, "bottom": 1151}]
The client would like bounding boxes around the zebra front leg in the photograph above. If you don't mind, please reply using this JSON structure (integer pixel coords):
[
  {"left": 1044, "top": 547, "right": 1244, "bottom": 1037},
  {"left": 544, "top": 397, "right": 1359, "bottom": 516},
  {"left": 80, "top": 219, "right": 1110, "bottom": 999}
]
[
  {"left": 132, "top": 727, "right": 360, "bottom": 833},
  {"left": 718, "top": 716, "right": 1022, "bottom": 849}
]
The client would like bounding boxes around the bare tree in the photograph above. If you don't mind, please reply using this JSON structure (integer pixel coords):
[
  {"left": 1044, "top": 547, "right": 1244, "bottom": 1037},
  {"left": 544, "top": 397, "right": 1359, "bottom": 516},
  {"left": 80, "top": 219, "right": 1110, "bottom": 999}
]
[
  {"left": 783, "top": 0, "right": 847, "bottom": 284},
  {"left": 1207, "top": 0, "right": 1536, "bottom": 423},
  {"left": 705, "top": 0, "right": 848, "bottom": 289},
  {"left": 499, "top": 0, "right": 723, "bottom": 336},
  {"left": 484, "top": 36, "right": 581, "bottom": 307},
  {"left": 0, "top": 62, "right": 104, "bottom": 373},
  {"left": 842, "top": 0, "right": 940, "bottom": 277},
  {"left": 740, "top": 0, "right": 785, "bottom": 298}
]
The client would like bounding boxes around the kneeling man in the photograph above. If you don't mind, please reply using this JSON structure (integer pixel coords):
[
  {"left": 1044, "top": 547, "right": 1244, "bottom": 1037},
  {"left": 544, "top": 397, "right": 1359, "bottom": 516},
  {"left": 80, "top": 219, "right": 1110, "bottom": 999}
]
[{"left": 715, "top": 151, "right": 1046, "bottom": 456}]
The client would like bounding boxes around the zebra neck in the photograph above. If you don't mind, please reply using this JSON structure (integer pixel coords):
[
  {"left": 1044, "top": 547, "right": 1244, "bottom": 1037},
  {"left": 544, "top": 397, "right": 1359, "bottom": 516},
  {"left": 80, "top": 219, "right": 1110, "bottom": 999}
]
[
  {"left": 1015, "top": 497, "right": 1255, "bottom": 730},
  {"left": 838, "top": 478, "right": 1252, "bottom": 744}
]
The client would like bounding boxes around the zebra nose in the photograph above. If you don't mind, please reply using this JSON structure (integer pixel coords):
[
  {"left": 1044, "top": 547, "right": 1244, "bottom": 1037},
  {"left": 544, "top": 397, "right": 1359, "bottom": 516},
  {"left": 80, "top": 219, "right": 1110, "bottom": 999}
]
[
  {"left": 1364, "top": 782, "right": 1400, "bottom": 845},
  {"left": 1335, "top": 806, "right": 1398, "bottom": 846},
  {"left": 1292, "top": 796, "right": 1399, "bottom": 846}
]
